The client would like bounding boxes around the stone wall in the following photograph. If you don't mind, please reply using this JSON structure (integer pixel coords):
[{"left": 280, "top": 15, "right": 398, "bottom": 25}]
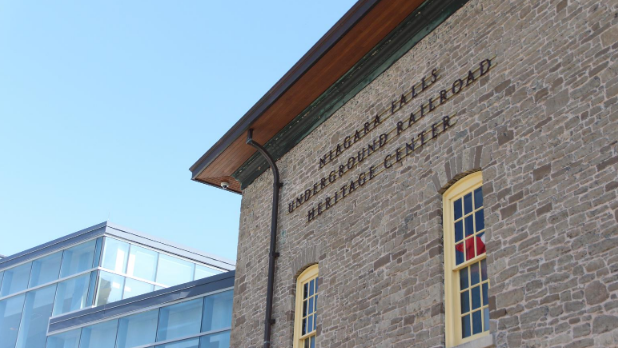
[{"left": 230, "top": 0, "right": 618, "bottom": 347}]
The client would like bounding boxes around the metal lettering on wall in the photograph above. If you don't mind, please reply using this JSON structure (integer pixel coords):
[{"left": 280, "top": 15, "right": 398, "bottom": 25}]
[{"left": 285, "top": 58, "right": 494, "bottom": 222}]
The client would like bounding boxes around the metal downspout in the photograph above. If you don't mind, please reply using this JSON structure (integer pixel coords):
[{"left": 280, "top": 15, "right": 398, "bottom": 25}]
[{"left": 246, "top": 129, "right": 282, "bottom": 348}]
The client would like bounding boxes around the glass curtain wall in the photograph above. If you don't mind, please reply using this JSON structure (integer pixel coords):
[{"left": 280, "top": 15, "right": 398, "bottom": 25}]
[
  {"left": 0, "top": 238, "right": 102, "bottom": 348},
  {"left": 95, "top": 238, "right": 223, "bottom": 305},
  {"left": 47, "top": 290, "right": 233, "bottom": 348}
]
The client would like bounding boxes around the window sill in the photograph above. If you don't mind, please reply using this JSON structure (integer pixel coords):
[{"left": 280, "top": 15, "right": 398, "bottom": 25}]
[{"left": 452, "top": 334, "right": 495, "bottom": 348}]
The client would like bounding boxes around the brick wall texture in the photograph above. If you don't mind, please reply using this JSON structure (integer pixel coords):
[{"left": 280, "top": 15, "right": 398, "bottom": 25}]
[{"left": 230, "top": 0, "right": 618, "bottom": 347}]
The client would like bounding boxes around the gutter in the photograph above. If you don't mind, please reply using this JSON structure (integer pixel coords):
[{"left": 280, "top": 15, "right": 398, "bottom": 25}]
[{"left": 245, "top": 129, "right": 282, "bottom": 348}]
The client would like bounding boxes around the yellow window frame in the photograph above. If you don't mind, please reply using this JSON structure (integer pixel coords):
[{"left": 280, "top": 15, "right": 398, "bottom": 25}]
[
  {"left": 293, "top": 264, "right": 319, "bottom": 348},
  {"left": 443, "top": 172, "right": 489, "bottom": 347}
]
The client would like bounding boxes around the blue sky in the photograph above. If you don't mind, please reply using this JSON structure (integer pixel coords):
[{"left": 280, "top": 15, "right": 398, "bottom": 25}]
[{"left": 0, "top": 1, "right": 357, "bottom": 260}]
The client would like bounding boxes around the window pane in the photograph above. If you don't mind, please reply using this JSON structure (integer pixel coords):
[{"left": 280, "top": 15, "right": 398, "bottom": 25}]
[
  {"left": 155, "top": 338, "right": 199, "bottom": 348},
  {"left": 60, "top": 240, "right": 96, "bottom": 278},
  {"left": 309, "top": 280, "right": 315, "bottom": 297},
  {"left": 95, "top": 272, "right": 125, "bottom": 307},
  {"left": 453, "top": 198, "right": 462, "bottom": 220},
  {"left": 483, "top": 308, "right": 490, "bottom": 332},
  {"left": 202, "top": 290, "right": 233, "bottom": 332},
  {"left": 0, "top": 294, "right": 25, "bottom": 348},
  {"left": 0, "top": 272, "right": 3, "bottom": 290},
  {"left": 29, "top": 252, "right": 62, "bottom": 287},
  {"left": 79, "top": 320, "right": 118, "bottom": 348},
  {"left": 464, "top": 193, "right": 473, "bottom": 214},
  {"left": 194, "top": 265, "right": 220, "bottom": 280},
  {"left": 200, "top": 331, "right": 230, "bottom": 348},
  {"left": 460, "top": 291, "right": 469, "bottom": 314},
  {"left": 464, "top": 215, "right": 474, "bottom": 237},
  {"left": 126, "top": 245, "right": 158, "bottom": 281},
  {"left": 101, "top": 238, "right": 129, "bottom": 274},
  {"left": 474, "top": 187, "right": 483, "bottom": 208},
  {"left": 472, "top": 310, "right": 482, "bottom": 335},
  {"left": 471, "top": 286, "right": 481, "bottom": 310},
  {"left": 116, "top": 310, "right": 158, "bottom": 348},
  {"left": 46, "top": 329, "right": 81, "bottom": 348},
  {"left": 156, "top": 299, "right": 202, "bottom": 341},
  {"left": 156, "top": 255, "right": 195, "bottom": 287},
  {"left": 459, "top": 269, "right": 469, "bottom": 290},
  {"left": 455, "top": 244, "right": 464, "bottom": 265},
  {"left": 470, "top": 263, "right": 480, "bottom": 285},
  {"left": 461, "top": 314, "right": 471, "bottom": 338},
  {"left": 482, "top": 283, "right": 489, "bottom": 306},
  {"left": 15, "top": 284, "right": 57, "bottom": 348},
  {"left": 53, "top": 273, "right": 91, "bottom": 316},
  {"left": 475, "top": 209, "right": 485, "bottom": 232},
  {"left": 454, "top": 221, "right": 463, "bottom": 243},
  {"left": 1, "top": 262, "right": 32, "bottom": 297},
  {"left": 123, "top": 278, "right": 154, "bottom": 300}
]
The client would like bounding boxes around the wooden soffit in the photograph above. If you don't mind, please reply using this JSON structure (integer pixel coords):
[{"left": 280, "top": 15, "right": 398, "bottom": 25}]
[{"left": 190, "top": 0, "right": 431, "bottom": 193}]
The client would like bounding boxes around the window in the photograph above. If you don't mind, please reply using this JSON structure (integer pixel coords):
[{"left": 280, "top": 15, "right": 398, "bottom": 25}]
[
  {"left": 293, "top": 265, "right": 318, "bottom": 348},
  {"left": 443, "top": 172, "right": 489, "bottom": 347},
  {"left": 115, "top": 310, "right": 158, "bottom": 348},
  {"left": 101, "top": 238, "right": 129, "bottom": 274},
  {"left": 126, "top": 245, "right": 158, "bottom": 281},
  {"left": 0, "top": 294, "right": 26, "bottom": 348},
  {"left": 0, "top": 262, "right": 32, "bottom": 297},
  {"left": 29, "top": 252, "right": 62, "bottom": 287},
  {"left": 79, "top": 319, "right": 118, "bottom": 348},
  {"left": 156, "top": 254, "right": 194, "bottom": 287},
  {"left": 15, "top": 284, "right": 57, "bottom": 348},
  {"left": 59, "top": 240, "right": 97, "bottom": 278},
  {"left": 53, "top": 273, "right": 92, "bottom": 316},
  {"left": 156, "top": 298, "right": 202, "bottom": 342}
]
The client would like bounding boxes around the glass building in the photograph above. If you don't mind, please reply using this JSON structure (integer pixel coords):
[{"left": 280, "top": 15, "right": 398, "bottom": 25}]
[{"left": 0, "top": 222, "right": 235, "bottom": 348}]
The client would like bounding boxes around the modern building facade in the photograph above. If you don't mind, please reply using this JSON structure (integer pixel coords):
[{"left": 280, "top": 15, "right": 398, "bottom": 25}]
[
  {"left": 0, "top": 222, "right": 234, "bottom": 348},
  {"left": 191, "top": 0, "right": 618, "bottom": 347}
]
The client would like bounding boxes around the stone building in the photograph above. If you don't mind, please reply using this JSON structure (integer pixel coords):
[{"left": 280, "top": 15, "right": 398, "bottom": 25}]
[{"left": 190, "top": 0, "right": 618, "bottom": 347}]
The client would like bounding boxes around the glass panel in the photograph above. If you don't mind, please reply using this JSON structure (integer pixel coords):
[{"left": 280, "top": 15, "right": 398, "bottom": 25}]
[
  {"left": 101, "top": 238, "right": 129, "bottom": 274},
  {"left": 302, "top": 318, "right": 306, "bottom": 335},
  {"left": 308, "top": 298, "right": 314, "bottom": 315},
  {"left": 123, "top": 278, "right": 154, "bottom": 299},
  {"left": 475, "top": 209, "right": 485, "bottom": 232},
  {"left": 459, "top": 269, "right": 469, "bottom": 290},
  {"left": 53, "top": 273, "right": 91, "bottom": 316},
  {"left": 15, "top": 284, "right": 57, "bottom": 348},
  {"left": 457, "top": 238, "right": 475, "bottom": 261},
  {"left": 155, "top": 286, "right": 165, "bottom": 291},
  {"left": 1, "top": 262, "right": 32, "bottom": 297},
  {"left": 303, "top": 301, "right": 307, "bottom": 316},
  {"left": 199, "top": 331, "right": 230, "bottom": 348},
  {"left": 307, "top": 316, "right": 313, "bottom": 334},
  {"left": 476, "top": 233, "right": 486, "bottom": 257},
  {"left": 461, "top": 314, "right": 471, "bottom": 338},
  {"left": 464, "top": 215, "right": 474, "bottom": 237},
  {"left": 95, "top": 272, "right": 125, "bottom": 306},
  {"left": 0, "top": 294, "right": 25, "bottom": 348},
  {"left": 482, "top": 283, "right": 489, "bottom": 306},
  {"left": 126, "top": 245, "right": 158, "bottom": 281},
  {"left": 60, "top": 240, "right": 96, "bottom": 278},
  {"left": 156, "top": 299, "right": 202, "bottom": 341},
  {"left": 156, "top": 255, "right": 195, "bottom": 287},
  {"left": 93, "top": 237, "right": 103, "bottom": 268},
  {"left": 202, "top": 290, "right": 233, "bottom": 332},
  {"left": 309, "top": 280, "right": 315, "bottom": 296},
  {"left": 464, "top": 193, "right": 473, "bottom": 214},
  {"left": 194, "top": 265, "right": 220, "bottom": 281},
  {"left": 453, "top": 198, "right": 462, "bottom": 220},
  {"left": 79, "top": 320, "right": 118, "bottom": 348},
  {"left": 311, "top": 336, "right": 315, "bottom": 348},
  {"left": 155, "top": 338, "right": 199, "bottom": 348},
  {"left": 454, "top": 221, "right": 463, "bottom": 243},
  {"left": 471, "top": 286, "right": 481, "bottom": 310},
  {"left": 29, "top": 252, "right": 62, "bottom": 287},
  {"left": 474, "top": 187, "right": 483, "bottom": 208},
  {"left": 471, "top": 263, "right": 480, "bottom": 285},
  {"left": 481, "top": 259, "right": 488, "bottom": 281},
  {"left": 455, "top": 244, "right": 464, "bottom": 265},
  {"left": 0, "top": 272, "right": 3, "bottom": 290},
  {"left": 472, "top": 310, "right": 482, "bottom": 335},
  {"left": 303, "top": 283, "right": 308, "bottom": 299},
  {"left": 304, "top": 338, "right": 309, "bottom": 348},
  {"left": 116, "top": 309, "right": 158, "bottom": 348},
  {"left": 46, "top": 329, "right": 81, "bottom": 348},
  {"left": 460, "top": 291, "right": 469, "bottom": 314},
  {"left": 86, "top": 272, "right": 97, "bottom": 307},
  {"left": 483, "top": 308, "right": 490, "bottom": 332}
]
